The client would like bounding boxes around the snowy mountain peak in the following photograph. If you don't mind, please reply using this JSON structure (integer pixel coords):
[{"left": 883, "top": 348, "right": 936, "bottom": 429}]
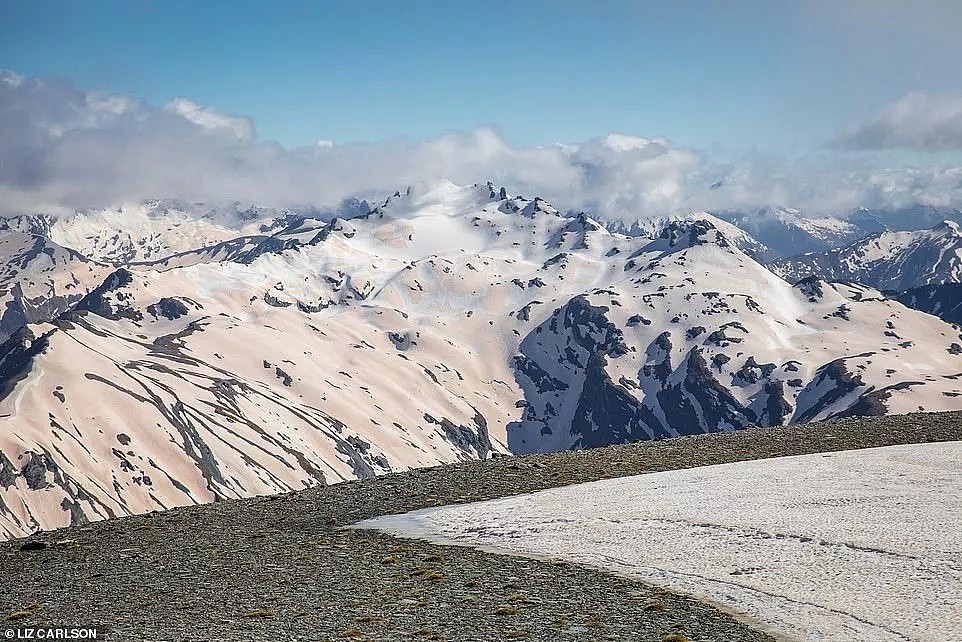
[
  {"left": 773, "top": 219, "right": 962, "bottom": 290},
  {"left": 605, "top": 212, "right": 774, "bottom": 262},
  {"left": 367, "top": 180, "right": 514, "bottom": 222},
  {"left": 0, "top": 231, "right": 110, "bottom": 342},
  {"left": 658, "top": 218, "right": 734, "bottom": 251},
  {"left": 713, "top": 207, "right": 861, "bottom": 258},
  {"left": 936, "top": 219, "right": 961, "bottom": 237}
]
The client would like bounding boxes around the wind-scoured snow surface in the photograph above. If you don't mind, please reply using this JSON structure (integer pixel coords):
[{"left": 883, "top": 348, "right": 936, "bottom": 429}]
[
  {"left": 358, "top": 442, "right": 962, "bottom": 642},
  {"left": 1, "top": 181, "right": 961, "bottom": 538}
]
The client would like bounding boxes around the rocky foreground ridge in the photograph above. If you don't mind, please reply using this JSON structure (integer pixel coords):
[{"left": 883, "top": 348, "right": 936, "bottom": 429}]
[{"left": 2, "top": 411, "right": 960, "bottom": 641}]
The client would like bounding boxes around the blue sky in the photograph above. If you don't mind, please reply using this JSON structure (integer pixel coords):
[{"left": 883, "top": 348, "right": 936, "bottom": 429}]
[
  {"left": 2, "top": 1, "right": 962, "bottom": 217},
  {"left": 3, "top": 0, "right": 959, "bottom": 153}
]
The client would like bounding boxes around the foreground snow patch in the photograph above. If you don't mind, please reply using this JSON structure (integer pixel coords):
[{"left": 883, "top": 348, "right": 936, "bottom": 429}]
[{"left": 356, "top": 442, "right": 962, "bottom": 641}]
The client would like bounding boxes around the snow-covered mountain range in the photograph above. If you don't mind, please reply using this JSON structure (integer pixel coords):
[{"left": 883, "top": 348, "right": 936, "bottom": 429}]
[
  {"left": 1, "top": 181, "right": 961, "bottom": 537},
  {"left": 713, "top": 207, "right": 863, "bottom": 257},
  {"left": 849, "top": 205, "right": 962, "bottom": 235},
  {"left": 0, "top": 232, "right": 110, "bottom": 343},
  {"left": 713, "top": 204, "right": 962, "bottom": 260},
  {"left": 771, "top": 221, "right": 962, "bottom": 290}
]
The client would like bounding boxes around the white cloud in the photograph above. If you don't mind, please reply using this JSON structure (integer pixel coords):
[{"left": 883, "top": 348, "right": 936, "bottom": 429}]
[
  {"left": 86, "top": 93, "right": 140, "bottom": 116},
  {"left": 701, "top": 156, "right": 962, "bottom": 214},
  {"left": 0, "top": 70, "right": 24, "bottom": 87},
  {"left": 829, "top": 92, "right": 962, "bottom": 151},
  {"left": 163, "top": 98, "right": 255, "bottom": 143},
  {"left": 1, "top": 70, "right": 961, "bottom": 221}
]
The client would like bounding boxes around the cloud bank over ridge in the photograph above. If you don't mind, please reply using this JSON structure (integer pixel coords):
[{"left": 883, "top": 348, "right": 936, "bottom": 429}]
[
  {"left": 2, "top": 70, "right": 961, "bottom": 221},
  {"left": 829, "top": 92, "right": 962, "bottom": 152}
]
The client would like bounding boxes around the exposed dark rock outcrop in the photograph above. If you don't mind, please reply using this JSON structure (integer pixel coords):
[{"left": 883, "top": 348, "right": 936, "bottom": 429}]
[
  {"left": 69, "top": 269, "right": 141, "bottom": 321},
  {"left": 0, "top": 325, "right": 53, "bottom": 402},
  {"left": 509, "top": 295, "right": 766, "bottom": 453},
  {"left": 146, "top": 297, "right": 190, "bottom": 320}
]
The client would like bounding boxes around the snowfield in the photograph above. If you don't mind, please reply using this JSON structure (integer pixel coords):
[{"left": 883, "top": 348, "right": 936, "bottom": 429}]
[{"left": 357, "top": 442, "right": 962, "bottom": 641}]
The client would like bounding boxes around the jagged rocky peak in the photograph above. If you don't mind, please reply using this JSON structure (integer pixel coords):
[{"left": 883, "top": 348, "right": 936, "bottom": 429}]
[
  {"left": 365, "top": 185, "right": 420, "bottom": 217},
  {"left": 659, "top": 218, "right": 733, "bottom": 250},
  {"left": 604, "top": 212, "right": 775, "bottom": 262},
  {"left": 68, "top": 268, "right": 143, "bottom": 321},
  {"left": 569, "top": 212, "right": 600, "bottom": 232},
  {"left": 545, "top": 212, "right": 609, "bottom": 252},
  {"left": 518, "top": 198, "right": 559, "bottom": 219},
  {"left": 482, "top": 184, "right": 561, "bottom": 219},
  {"left": 480, "top": 181, "right": 509, "bottom": 201}
]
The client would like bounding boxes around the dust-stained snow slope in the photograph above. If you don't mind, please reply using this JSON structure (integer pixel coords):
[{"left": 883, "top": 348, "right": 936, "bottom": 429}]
[
  {"left": 0, "top": 267, "right": 508, "bottom": 539},
  {"left": 2, "top": 180, "right": 962, "bottom": 538},
  {"left": 358, "top": 442, "right": 962, "bottom": 642},
  {"left": 0, "top": 182, "right": 628, "bottom": 538}
]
